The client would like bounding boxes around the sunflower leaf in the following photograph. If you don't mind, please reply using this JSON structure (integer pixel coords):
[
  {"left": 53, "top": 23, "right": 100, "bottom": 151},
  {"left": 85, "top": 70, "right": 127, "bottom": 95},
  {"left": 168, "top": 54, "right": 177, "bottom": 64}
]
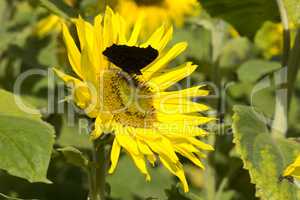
[
  {"left": 0, "top": 114, "right": 55, "bottom": 183},
  {"left": 232, "top": 105, "right": 300, "bottom": 199},
  {"left": 219, "top": 38, "right": 257, "bottom": 69},
  {"left": 201, "top": 0, "right": 279, "bottom": 38},
  {"left": 57, "top": 146, "right": 89, "bottom": 169},
  {"left": 107, "top": 156, "right": 173, "bottom": 199},
  {"left": 237, "top": 59, "right": 281, "bottom": 83},
  {"left": 0, "top": 89, "right": 42, "bottom": 120},
  {"left": 0, "top": 89, "right": 55, "bottom": 183}
]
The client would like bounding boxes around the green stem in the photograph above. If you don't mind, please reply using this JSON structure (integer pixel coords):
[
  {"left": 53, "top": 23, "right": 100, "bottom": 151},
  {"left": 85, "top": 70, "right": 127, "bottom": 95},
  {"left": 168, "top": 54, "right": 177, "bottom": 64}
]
[
  {"left": 272, "top": 30, "right": 300, "bottom": 136},
  {"left": 88, "top": 141, "right": 108, "bottom": 200},
  {"left": 272, "top": 0, "right": 291, "bottom": 137},
  {"left": 287, "top": 29, "right": 300, "bottom": 108},
  {"left": 276, "top": 0, "right": 290, "bottom": 66},
  {"left": 204, "top": 135, "right": 216, "bottom": 200},
  {"left": 38, "top": 0, "right": 74, "bottom": 20}
]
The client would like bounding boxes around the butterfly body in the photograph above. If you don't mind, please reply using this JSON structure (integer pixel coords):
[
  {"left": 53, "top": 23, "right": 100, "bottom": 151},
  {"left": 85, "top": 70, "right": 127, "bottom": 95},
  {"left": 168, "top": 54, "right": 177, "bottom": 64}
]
[{"left": 103, "top": 44, "right": 159, "bottom": 75}]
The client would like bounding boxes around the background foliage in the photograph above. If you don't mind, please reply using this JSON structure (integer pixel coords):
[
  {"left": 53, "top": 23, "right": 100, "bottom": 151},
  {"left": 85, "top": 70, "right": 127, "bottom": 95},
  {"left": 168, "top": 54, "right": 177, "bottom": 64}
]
[{"left": 0, "top": 0, "right": 300, "bottom": 199}]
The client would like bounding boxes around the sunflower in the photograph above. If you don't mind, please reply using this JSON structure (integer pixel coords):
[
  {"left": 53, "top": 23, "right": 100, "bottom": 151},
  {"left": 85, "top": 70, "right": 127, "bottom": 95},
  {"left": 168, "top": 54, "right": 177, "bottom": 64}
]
[
  {"left": 54, "top": 7, "right": 214, "bottom": 192},
  {"left": 34, "top": 0, "right": 76, "bottom": 37},
  {"left": 115, "top": 0, "right": 200, "bottom": 36},
  {"left": 255, "top": 21, "right": 296, "bottom": 59},
  {"left": 283, "top": 154, "right": 300, "bottom": 180}
]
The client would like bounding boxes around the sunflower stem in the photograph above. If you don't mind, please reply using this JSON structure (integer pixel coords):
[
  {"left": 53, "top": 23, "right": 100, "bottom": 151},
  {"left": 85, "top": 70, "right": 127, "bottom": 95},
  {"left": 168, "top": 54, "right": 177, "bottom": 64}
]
[
  {"left": 272, "top": 0, "right": 291, "bottom": 137},
  {"left": 204, "top": 135, "right": 216, "bottom": 200},
  {"left": 88, "top": 140, "right": 108, "bottom": 200},
  {"left": 276, "top": 0, "right": 290, "bottom": 67},
  {"left": 287, "top": 29, "right": 300, "bottom": 110}
]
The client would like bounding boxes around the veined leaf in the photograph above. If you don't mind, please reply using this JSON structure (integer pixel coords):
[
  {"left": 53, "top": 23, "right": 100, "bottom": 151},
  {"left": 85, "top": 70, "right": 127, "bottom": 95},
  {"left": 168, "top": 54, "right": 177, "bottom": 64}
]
[
  {"left": 57, "top": 115, "right": 92, "bottom": 149},
  {"left": 107, "top": 156, "right": 173, "bottom": 199},
  {"left": 0, "top": 114, "right": 55, "bottom": 183},
  {"left": 232, "top": 106, "right": 300, "bottom": 199},
  {"left": 0, "top": 89, "right": 55, "bottom": 183},
  {"left": 237, "top": 59, "right": 281, "bottom": 83},
  {"left": 57, "top": 146, "right": 89, "bottom": 169},
  {"left": 0, "top": 89, "right": 41, "bottom": 120}
]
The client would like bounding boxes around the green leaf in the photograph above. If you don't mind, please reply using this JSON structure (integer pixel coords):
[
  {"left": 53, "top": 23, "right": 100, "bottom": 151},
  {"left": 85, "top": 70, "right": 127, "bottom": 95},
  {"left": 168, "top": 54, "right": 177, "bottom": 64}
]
[
  {"left": 237, "top": 59, "right": 281, "bottom": 83},
  {"left": 165, "top": 185, "right": 195, "bottom": 200},
  {"left": 219, "top": 38, "right": 257, "bottom": 69},
  {"left": 282, "top": 0, "right": 300, "bottom": 25},
  {"left": 0, "top": 114, "right": 55, "bottom": 183},
  {"left": 173, "top": 23, "right": 212, "bottom": 63},
  {"left": 57, "top": 115, "right": 92, "bottom": 149},
  {"left": 0, "top": 89, "right": 41, "bottom": 120},
  {"left": 0, "top": 89, "right": 55, "bottom": 183},
  {"left": 57, "top": 146, "right": 89, "bottom": 169},
  {"left": 194, "top": 18, "right": 238, "bottom": 62},
  {"left": 251, "top": 87, "right": 276, "bottom": 118},
  {"left": 107, "top": 156, "right": 173, "bottom": 200},
  {"left": 201, "top": 0, "right": 279, "bottom": 38},
  {"left": 232, "top": 105, "right": 300, "bottom": 199}
]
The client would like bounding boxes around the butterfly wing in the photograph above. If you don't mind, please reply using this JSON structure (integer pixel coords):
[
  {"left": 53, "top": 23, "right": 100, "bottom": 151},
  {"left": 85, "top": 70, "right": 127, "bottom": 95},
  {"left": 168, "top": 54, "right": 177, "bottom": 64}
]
[{"left": 103, "top": 44, "right": 158, "bottom": 74}]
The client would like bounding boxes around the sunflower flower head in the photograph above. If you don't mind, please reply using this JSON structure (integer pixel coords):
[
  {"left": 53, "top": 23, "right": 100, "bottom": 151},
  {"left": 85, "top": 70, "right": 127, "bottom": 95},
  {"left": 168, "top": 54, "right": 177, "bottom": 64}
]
[
  {"left": 54, "top": 7, "right": 214, "bottom": 192},
  {"left": 255, "top": 21, "right": 296, "bottom": 59},
  {"left": 116, "top": 0, "right": 200, "bottom": 36}
]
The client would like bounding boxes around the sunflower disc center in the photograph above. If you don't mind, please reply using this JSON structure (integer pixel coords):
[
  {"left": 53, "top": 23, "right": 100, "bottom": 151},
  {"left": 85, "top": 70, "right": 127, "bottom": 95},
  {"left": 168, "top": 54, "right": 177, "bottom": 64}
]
[{"left": 102, "top": 70, "right": 156, "bottom": 128}]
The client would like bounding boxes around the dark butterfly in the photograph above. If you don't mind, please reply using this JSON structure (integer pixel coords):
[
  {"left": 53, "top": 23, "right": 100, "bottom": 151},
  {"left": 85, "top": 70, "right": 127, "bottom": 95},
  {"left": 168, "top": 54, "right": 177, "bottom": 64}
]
[{"left": 102, "top": 44, "right": 159, "bottom": 75}]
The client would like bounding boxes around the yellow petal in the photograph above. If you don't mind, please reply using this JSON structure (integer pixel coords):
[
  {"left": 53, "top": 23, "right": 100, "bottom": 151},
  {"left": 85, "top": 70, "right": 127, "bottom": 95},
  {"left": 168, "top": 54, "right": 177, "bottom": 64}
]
[
  {"left": 103, "top": 7, "right": 118, "bottom": 48},
  {"left": 136, "top": 140, "right": 157, "bottom": 165},
  {"left": 116, "top": 132, "right": 139, "bottom": 155},
  {"left": 74, "top": 16, "right": 86, "bottom": 50},
  {"left": 156, "top": 26, "right": 173, "bottom": 51},
  {"left": 62, "top": 23, "right": 82, "bottom": 79},
  {"left": 154, "top": 98, "right": 210, "bottom": 114},
  {"left": 115, "top": 130, "right": 150, "bottom": 180},
  {"left": 142, "top": 42, "right": 188, "bottom": 80},
  {"left": 173, "top": 145, "right": 205, "bottom": 169},
  {"left": 131, "top": 153, "right": 151, "bottom": 181},
  {"left": 283, "top": 154, "right": 300, "bottom": 179},
  {"left": 116, "top": 13, "right": 128, "bottom": 44},
  {"left": 159, "top": 155, "right": 189, "bottom": 192},
  {"left": 127, "top": 14, "right": 143, "bottom": 46},
  {"left": 137, "top": 139, "right": 154, "bottom": 156},
  {"left": 81, "top": 46, "right": 96, "bottom": 83},
  {"left": 90, "top": 116, "right": 104, "bottom": 140},
  {"left": 148, "top": 62, "right": 197, "bottom": 91},
  {"left": 140, "top": 136, "right": 179, "bottom": 163},
  {"left": 188, "top": 137, "right": 214, "bottom": 151},
  {"left": 154, "top": 123, "right": 208, "bottom": 137},
  {"left": 157, "top": 112, "right": 215, "bottom": 125},
  {"left": 141, "top": 25, "right": 165, "bottom": 49},
  {"left": 53, "top": 68, "right": 81, "bottom": 84},
  {"left": 53, "top": 68, "right": 93, "bottom": 112},
  {"left": 109, "top": 139, "right": 121, "bottom": 174},
  {"left": 156, "top": 85, "right": 208, "bottom": 99},
  {"left": 94, "top": 14, "right": 107, "bottom": 70}
]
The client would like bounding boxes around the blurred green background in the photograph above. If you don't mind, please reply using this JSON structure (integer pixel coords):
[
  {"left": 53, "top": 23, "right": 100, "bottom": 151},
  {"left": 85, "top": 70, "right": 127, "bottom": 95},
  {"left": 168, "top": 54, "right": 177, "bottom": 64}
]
[{"left": 0, "top": 0, "right": 300, "bottom": 199}]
